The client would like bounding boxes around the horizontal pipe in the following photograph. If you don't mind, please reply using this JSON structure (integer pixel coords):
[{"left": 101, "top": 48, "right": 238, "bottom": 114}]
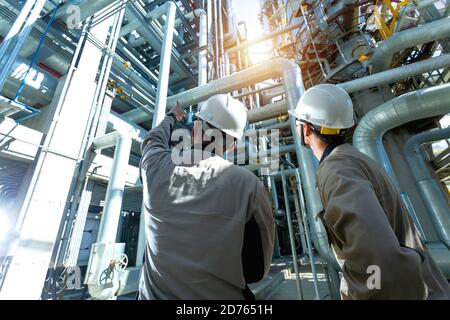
[
  {"left": 227, "top": 23, "right": 303, "bottom": 54},
  {"left": 340, "top": 54, "right": 450, "bottom": 93},
  {"left": 56, "top": 0, "right": 117, "bottom": 25},
  {"left": 247, "top": 100, "right": 288, "bottom": 123},
  {"left": 233, "top": 83, "right": 283, "bottom": 99},
  {"left": 122, "top": 58, "right": 302, "bottom": 123},
  {"left": 371, "top": 17, "right": 450, "bottom": 73}
]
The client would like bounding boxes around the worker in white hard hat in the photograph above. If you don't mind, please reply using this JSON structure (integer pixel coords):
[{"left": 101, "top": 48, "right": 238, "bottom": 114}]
[
  {"left": 289, "top": 84, "right": 450, "bottom": 300},
  {"left": 138, "top": 94, "right": 275, "bottom": 300}
]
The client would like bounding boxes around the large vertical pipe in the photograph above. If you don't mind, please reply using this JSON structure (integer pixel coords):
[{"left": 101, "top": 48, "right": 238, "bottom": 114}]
[
  {"left": 207, "top": 0, "right": 213, "bottom": 45},
  {"left": 213, "top": 0, "right": 220, "bottom": 79},
  {"left": 198, "top": 11, "right": 208, "bottom": 86},
  {"left": 218, "top": 0, "right": 225, "bottom": 78},
  {"left": 152, "top": 2, "right": 177, "bottom": 128},
  {"left": 93, "top": 132, "right": 132, "bottom": 244}
]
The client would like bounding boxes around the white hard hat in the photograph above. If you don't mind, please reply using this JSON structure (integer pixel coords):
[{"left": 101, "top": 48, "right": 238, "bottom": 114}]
[
  {"left": 289, "top": 84, "right": 354, "bottom": 133},
  {"left": 196, "top": 94, "right": 248, "bottom": 139}
]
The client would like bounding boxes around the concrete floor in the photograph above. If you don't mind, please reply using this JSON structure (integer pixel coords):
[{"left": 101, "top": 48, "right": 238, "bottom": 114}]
[{"left": 250, "top": 256, "right": 334, "bottom": 300}]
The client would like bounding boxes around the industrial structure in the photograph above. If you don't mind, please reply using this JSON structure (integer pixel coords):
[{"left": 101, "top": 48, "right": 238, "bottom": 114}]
[{"left": 0, "top": 0, "right": 449, "bottom": 300}]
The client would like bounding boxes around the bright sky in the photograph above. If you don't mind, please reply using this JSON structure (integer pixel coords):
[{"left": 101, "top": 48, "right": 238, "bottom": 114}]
[{"left": 235, "top": 0, "right": 271, "bottom": 64}]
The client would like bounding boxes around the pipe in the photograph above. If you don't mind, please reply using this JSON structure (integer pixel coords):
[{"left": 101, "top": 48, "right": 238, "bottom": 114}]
[
  {"left": 207, "top": 0, "right": 213, "bottom": 46},
  {"left": 340, "top": 54, "right": 450, "bottom": 93},
  {"left": 223, "top": 0, "right": 237, "bottom": 46},
  {"left": 405, "top": 128, "right": 450, "bottom": 248},
  {"left": 1, "top": 55, "right": 58, "bottom": 107},
  {"left": 126, "top": 3, "right": 195, "bottom": 85},
  {"left": 227, "top": 23, "right": 303, "bottom": 55},
  {"left": 292, "top": 167, "right": 321, "bottom": 299},
  {"left": 213, "top": 0, "right": 220, "bottom": 78},
  {"left": 0, "top": 0, "right": 47, "bottom": 92},
  {"left": 371, "top": 17, "right": 450, "bottom": 73},
  {"left": 198, "top": 10, "right": 208, "bottom": 86},
  {"left": 0, "top": 0, "right": 36, "bottom": 64},
  {"left": 218, "top": 0, "right": 225, "bottom": 78},
  {"left": 353, "top": 83, "right": 450, "bottom": 187},
  {"left": 55, "top": 0, "right": 117, "bottom": 25},
  {"left": 280, "top": 166, "right": 303, "bottom": 300},
  {"left": 233, "top": 83, "right": 283, "bottom": 99},
  {"left": 247, "top": 100, "right": 288, "bottom": 123},
  {"left": 152, "top": 1, "right": 176, "bottom": 128},
  {"left": 223, "top": 22, "right": 303, "bottom": 76},
  {"left": 123, "top": 59, "right": 302, "bottom": 122},
  {"left": 92, "top": 131, "right": 132, "bottom": 244}
]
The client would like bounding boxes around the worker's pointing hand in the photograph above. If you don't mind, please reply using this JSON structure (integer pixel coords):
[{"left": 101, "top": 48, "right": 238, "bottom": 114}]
[{"left": 170, "top": 101, "right": 186, "bottom": 121}]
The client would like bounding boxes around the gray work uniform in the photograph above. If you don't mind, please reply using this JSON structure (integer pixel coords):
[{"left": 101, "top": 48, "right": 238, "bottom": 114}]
[
  {"left": 317, "top": 143, "right": 450, "bottom": 300},
  {"left": 138, "top": 115, "right": 275, "bottom": 300}
]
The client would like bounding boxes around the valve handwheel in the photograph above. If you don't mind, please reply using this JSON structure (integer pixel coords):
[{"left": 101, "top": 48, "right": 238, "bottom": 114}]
[{"left": 114, "top": 253, "right": 128, "bottom": 271}]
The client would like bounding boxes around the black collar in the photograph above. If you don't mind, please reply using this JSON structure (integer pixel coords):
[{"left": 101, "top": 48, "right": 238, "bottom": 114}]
[{"left": 319, "top": 144, "right": 337, "bottom": 164}]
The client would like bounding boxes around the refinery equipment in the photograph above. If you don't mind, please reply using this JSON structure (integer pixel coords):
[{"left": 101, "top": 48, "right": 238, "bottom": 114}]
[{"left": 0, "top": 0, "right": 449, "bottom": 300}]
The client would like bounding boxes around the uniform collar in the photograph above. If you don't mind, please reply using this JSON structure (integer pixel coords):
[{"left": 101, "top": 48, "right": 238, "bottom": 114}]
[{"left": 319, "top": 144, "right": 338, "bottom": 164}]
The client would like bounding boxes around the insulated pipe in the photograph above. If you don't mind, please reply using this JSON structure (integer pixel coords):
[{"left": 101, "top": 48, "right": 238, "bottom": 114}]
[
  {"left": 405, "top": 128, "right": 450, "bottom": 248},
  {"left": 218, "top": 0, "right": 225, "bottom": 78},
  {"left": 227, "top": 23, "right": 303, "bottom": 55},
  {"left": 223, "top": 23, "right": 303, "bottom": 76},
  {"left": 0, "top": 0, "right": 47, "bottom": 92},
  {"left": 353, "top": 83, "right": 450, "bottom": 247},
  {"left": 340, "top": 54, "right": 450, "bottom": 93},
  {"left": 55, "top": 0, "right": 117, "bottom": 25},
  {"left": 123, "top": 59, "right": 304, "bottom": 122},
  {"left": 233, "top": 83, "right": 283, "bottom": 99},
  {"left": 152, "top": 1, "right": 176, "bottom": 128},
  {"left": 371, "top": 17, "right": 450, "bottom": 73},
  {"left": 213, "top": 0, "right": 220, "bottom": 78},
  {"left": 1, "top": 55, "right": 58, "bottom": 107},
  {"left": 198, "top": 10, "right": 208, "bottom": 86},
  {"left": 0, "top": 0, "right": 36, "bottom": 64},
  {"left": 354, "top": 83, "right": 450, "bottom": 186},
  {"left": 93, "top": 131, "right": 132, "bottom": 244},
  {"left": 223, "top": 0, "right": 237, "bottom": 46},
  {"left": 126, "top": 3, "right": 195, "bottom": 84},
  {"left": 247, "top": 100, "right": 288, "bottom": 123},
  {"left": 207, "top": 0, "right": 213, "bottom": 46}
]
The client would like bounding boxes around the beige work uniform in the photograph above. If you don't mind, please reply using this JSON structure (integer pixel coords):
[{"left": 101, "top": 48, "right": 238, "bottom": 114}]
[
  {"left": 316, "top": 143, "right": 450, "bottom": 300},
  {"left": 139, "top": 116, "right": 275, "bottom": 300}
]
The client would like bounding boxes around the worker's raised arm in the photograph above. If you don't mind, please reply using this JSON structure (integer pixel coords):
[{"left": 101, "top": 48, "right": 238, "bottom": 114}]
[
  {"left": 318, "top": 157, "right": 427, "bottom": 300},
  {"left": 141, "top": 115, "right": 175, "bottom": 157},
  {"left": 141, "top": 103, "right": 186, "bottom": 168}
]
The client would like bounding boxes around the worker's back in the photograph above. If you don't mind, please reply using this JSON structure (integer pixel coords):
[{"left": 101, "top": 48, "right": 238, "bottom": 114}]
[
  {"left": 317, "top": 143, "right": 450, "bottom": 299},
  {"left": 138, "top": 116, "right": 274, "bottom": 299}
]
